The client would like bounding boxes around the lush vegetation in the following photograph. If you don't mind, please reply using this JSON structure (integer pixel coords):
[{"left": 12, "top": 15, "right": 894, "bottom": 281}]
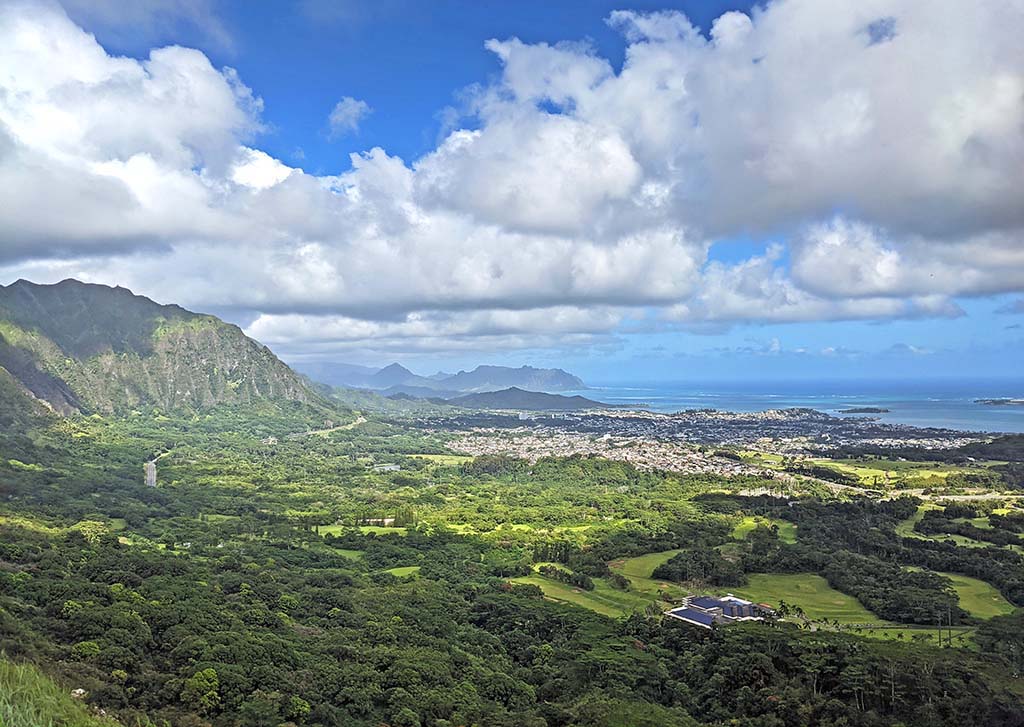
[
  {"left": 1, "top": 403, "right": 1023, "bottom": 726},
  {"left": 0, "top": 657, "right": 115, "bottom": 727}
]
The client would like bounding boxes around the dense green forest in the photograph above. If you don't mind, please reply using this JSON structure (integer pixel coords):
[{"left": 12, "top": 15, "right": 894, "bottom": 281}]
[{"left": 1, "top": 403, "right": 1023, "bottom": 726}]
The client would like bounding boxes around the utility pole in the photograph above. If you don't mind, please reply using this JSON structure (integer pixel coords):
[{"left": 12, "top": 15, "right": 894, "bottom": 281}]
[{"left": 947, "top": 603, "right": 952, "bottom": 647}]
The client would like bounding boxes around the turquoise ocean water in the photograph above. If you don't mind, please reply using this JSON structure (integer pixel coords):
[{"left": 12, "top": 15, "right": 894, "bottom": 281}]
[{"left": 571, "top": 379, "right": 1024, "bottom": 434}]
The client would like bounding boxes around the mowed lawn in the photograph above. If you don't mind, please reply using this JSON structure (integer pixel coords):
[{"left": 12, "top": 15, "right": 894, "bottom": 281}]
[
  {"left": 896, "top": 506, "right": 1011, "bottom": 550},
  {"left": 408, "top": 453, "right": 473, "bottom": 465},
  {"left": 609, "top": 549, "right": 689, "bottom": 601},
  {"left": 944, "top": 572, "right": 1016, "bottom": 618},
  {"left": 383, "top": 566, "right": 421, "bottom": 577},
  {"left": 613, "top": 549, "right": 681, "bottom": 579},
  {"left": 512, "top": 574, "right": 652, "bottom": 617},
  {"left": 732, "top": 516, "right": 797, "bottom": 544},
  {"left": 725, "top": 573, "right": 886, "bottom": 624},
  {"left": 319, "top": 524, "right": 408, "bottom": 536},
  {"left": 807, "top": 458, "right": 982, "bottom": 487},
  {"left": 905, "top": 567, "right": 1016, "bottom": 619}
]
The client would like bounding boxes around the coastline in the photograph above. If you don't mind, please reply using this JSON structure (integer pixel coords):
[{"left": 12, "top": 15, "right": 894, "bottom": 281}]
[{"left": 566, "top": 379, "right": 1024, "bottom": 434}]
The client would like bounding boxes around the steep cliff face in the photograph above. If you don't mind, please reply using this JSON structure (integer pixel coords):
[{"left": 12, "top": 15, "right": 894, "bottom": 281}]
[
  {"left": 0, "top": 364, "right": 48, "bottom": 429},
  {"left": 0, "top": 279, "right": 319, "bottom": 414}
]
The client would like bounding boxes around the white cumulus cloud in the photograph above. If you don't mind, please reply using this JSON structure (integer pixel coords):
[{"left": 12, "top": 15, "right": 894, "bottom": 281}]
[
  {"left": 328, "top": 96, "right": 372, "bottom": 138},
  {"left": 0, "top": 0, "right": 1022, "bottom": 359}
]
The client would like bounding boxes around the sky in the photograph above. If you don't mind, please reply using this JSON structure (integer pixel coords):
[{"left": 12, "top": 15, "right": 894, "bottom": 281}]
[{"left": 0, "top": 0, "right": 1022, "bottom": 383}]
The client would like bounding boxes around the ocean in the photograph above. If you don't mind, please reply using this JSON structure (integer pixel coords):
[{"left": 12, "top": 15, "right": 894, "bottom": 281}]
[{"left": 572, "top": 379, "right": 1024, "bottom": 434}]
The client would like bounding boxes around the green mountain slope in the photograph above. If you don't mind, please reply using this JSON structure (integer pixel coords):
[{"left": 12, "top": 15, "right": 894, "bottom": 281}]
[
  {"left": 0, "top": 279, "right": 318, "bottom": 414},
  {"left": 0, "top": 364, "right": 47, "bottom": 429},
  {"left": 0, "top": 658, "right": 121, "bottom": 727}
]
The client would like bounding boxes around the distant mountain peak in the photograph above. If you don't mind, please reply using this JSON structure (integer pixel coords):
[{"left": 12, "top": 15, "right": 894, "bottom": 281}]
[{"left": 378, "top": 362, "right": 414, "bottom": 375}]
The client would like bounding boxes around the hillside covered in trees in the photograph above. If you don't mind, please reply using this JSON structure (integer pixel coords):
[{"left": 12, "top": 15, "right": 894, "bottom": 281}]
[{"left": 1, "top": 398, "right": 1023, "bottom": 726}]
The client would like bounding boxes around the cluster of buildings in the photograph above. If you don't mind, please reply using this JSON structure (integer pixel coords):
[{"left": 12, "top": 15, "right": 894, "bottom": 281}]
[
  {"left": 440, "top": 405, "right": 985, "bottom": 484},
  {"left": 439, "top": 408, "right": 981, "bottom": 453},
  {"left": 564, "top": 409, "right": 983, "bottom": 450},
  {"left": 665, "top": 595, "right": 774, "bottom": 629},
  {"left": 448, "top": 429, "right": 776, "bottom": 477}
]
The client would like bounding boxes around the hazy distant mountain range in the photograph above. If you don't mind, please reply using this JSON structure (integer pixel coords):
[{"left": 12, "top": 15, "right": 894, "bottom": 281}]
[{"left": 296, "top": 361, "right": 586, "bottom": 396}]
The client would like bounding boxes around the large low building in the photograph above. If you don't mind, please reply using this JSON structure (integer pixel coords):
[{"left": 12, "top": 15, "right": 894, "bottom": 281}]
[{"left": 664, "top": 595, "right": 773, "bottom": 629}]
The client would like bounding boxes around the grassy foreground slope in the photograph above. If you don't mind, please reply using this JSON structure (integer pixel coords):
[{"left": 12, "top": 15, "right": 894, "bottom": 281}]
[{"left": 0, "top": 659, "right": 117, "bottom": 727}]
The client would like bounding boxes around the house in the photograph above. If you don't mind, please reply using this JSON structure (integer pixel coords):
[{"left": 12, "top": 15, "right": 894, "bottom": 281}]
[
  {"left": 664, "top": 594, "right": 773, "bottom": 629},
  {"left": 372, "top": 463, "right": 401, "bottom": 472}
]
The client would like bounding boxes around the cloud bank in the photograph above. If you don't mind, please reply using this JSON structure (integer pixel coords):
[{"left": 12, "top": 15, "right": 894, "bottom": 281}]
[{"left": 0, "top": 0, "right": 1021, "bottom": 358}]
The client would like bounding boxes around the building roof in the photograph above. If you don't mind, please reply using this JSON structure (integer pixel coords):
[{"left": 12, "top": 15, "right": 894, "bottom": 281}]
[
  {"left": 720, "top": 595, "right": 753, "bottom": 605},
  {"left": 666, "top": 607, "right": 716, "bottom": 627},
  {"left": 691, "top": 596, "right": 724, "bottom": 610}
]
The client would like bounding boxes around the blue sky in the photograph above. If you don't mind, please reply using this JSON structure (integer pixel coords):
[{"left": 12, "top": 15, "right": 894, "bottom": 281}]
[
  {"left": 76, "top": 1, "right": 754, "bottom": 170},
  {"left": 1, "top": 0, "right": 1022, "bottom": 382}
]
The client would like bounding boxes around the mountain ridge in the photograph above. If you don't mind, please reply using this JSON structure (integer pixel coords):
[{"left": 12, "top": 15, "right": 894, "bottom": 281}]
[
  {"left": 447, "top": 386, "right": 610, "bottom": 411},
  {"left": 296, "top": 360, "right": 585, "bottom": 394},
  {"left": 0, "top": 279, "right": 321, "bottom": 414}
]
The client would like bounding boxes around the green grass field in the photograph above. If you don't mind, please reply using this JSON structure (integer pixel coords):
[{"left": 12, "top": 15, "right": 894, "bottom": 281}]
[
  {"left": 383, "top": 566, "right": 421, "bottom": 577},
  {"left": 358, "top": 525, "right": 408, "bottom": 535},
  {"left": 613, "top": 549, "right": 682, "bottom": 579},
  {"left": 943, "top": 572, "right": 1015, "bottom": 619},
  {"left": 739, "top": 451, "right": 784, "bottom": 467},
  {"left": 333, "top": 548, "right": 364, "bottom": 560},
  {"left": 895, "top": 504, "right": 940, "bottom": 539},
  {"left": 725, "top": 573, "right": 886, "bottom": 624},
  {"left": 512, "top": 574, "right": 653, "bottom": 617},
  {"left": 319, "top": 524, "right": 408, "bottom": 536},
  {"left": 722, "top": 573, "right": 978, "bottom": 645},
  {"left": 903, "top": 567, "right": 1016, "bottom": 619},
  {"left": 608, "top": 549, "right": 690, "bottom": 601},
  {"left": 408, "top": 453, "right": 473, "bottom": 465},
  {"left": 896, "top": 505, "right": 1009, "bottom": 550},
  {"left": 807, "top": 458, "right": 974, "bottom": 487},
  {"left": 731, "top": 516, "right": 797, "bottom": 543}
]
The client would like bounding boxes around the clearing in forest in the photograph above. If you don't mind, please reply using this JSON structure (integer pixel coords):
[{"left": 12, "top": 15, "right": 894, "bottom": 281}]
[
  {"left": 512, "top": 573, "right": 653, "bottom": 617},
  {"left": 903, "top": 567, "right": 1016, "bottom": 619},
  {"left": 383, "top": 566, "right": 421, "bottom": 577},
  {"left": 724, "top": 573, "right": 885, "bottom": 624},
  {"left": 731, "top": 515, "right": 797, "bottom": 543}
]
